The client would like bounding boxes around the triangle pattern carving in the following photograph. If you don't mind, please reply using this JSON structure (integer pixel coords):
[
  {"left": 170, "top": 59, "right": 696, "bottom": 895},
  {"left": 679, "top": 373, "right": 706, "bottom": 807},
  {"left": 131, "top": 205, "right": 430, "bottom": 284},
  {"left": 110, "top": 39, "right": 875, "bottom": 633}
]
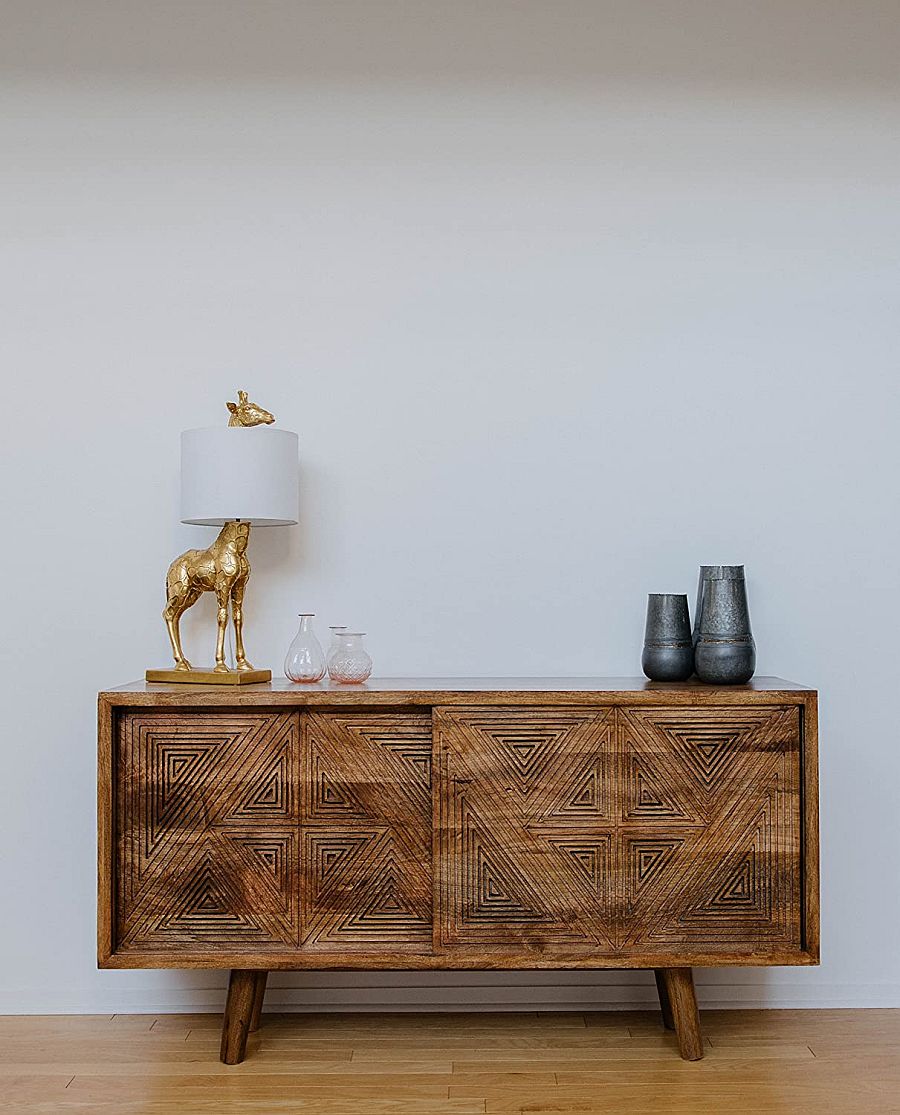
[
  {"left": 462, "top": 815, "right": 550, "bottom": 925},
  {"left": 571, "top": 772, "right": 596, "bottom": 808},
  {"left": 548, "top": 838, "right": 608, "bottom": 896},
  {"left": 571, "top": 848, "right": 598, "bottom": 882},
  {"left": 379, "top": 742, "right": 432, "bottom": 786},
  {"left": 338, "top": 863, "right": 428, "bottom": 933},
  {"left": 625, "top": 758, "right": 691, "bottom": 821},
  {"left": 306, "top": 832, "right": 373, "bottom": 897},
  {"left": 709, "top": 855, "right": 756, "bottom": 907},
  {"left": 542, "top": 763, "right": 603, "bottom": 820},
  {"left": 477, "top": 851, "right": 535, "bottom": 916},
  {"left": 148, "top": 738, "right": 224, "bottom": 851},
  {"left": 627, "top": 708, "right": 778, "bottom": 792},
  {"left": 690, "top": 844, "right": 768, "bottom": 918},
  {"left": 337, "top": 720, "right": 433, "bottom": 788},
  {"left": 314, "top": 770, "right": 368, "bottom": 817},
  {"left": 228, "top": 747, "right": 291, "bottom": 818},
  {"left": 669, "top": 729, "right": 742, "bottom": 788},
  {"left": 233, "top": 834, "right": 291, "bottom": 895},
  {"left": 304, "top": 837, "right": 430, "bottom": 946},
  {"left": 525, "top": 729, "right": 610, "bottom": 823},
  {"left": 475, "top": 721, "right": 571, "bottom": 794},
  {"left": 628, "top": 838, "right": 683, "bottom": 895},
  {"left": 682, "top": 800, "right": 776, "bottom": 926},
  {"left": 156, "top": 854, "right": 268, "bottom": 938}
]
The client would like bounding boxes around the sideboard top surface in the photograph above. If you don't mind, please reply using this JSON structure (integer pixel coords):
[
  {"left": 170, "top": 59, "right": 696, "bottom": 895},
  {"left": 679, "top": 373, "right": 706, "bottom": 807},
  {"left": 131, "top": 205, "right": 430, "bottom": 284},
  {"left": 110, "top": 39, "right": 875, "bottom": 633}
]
[{"left": 100, "top": 676, "right": 814, "bottom": 708}]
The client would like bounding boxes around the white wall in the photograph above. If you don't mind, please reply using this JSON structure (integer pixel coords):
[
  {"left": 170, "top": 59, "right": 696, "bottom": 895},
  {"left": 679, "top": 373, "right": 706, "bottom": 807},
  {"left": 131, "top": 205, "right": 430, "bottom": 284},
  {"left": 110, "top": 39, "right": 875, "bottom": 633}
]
[{"left": 1, "top": 0, "right": 899, "bottom": 1013}]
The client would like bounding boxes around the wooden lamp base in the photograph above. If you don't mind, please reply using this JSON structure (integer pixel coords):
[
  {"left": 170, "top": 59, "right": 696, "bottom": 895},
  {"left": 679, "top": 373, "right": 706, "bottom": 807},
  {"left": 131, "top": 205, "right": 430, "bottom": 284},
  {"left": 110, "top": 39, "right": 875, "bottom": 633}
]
[{"left": 145, "top": 668, "right": 272, "bottom": 685}]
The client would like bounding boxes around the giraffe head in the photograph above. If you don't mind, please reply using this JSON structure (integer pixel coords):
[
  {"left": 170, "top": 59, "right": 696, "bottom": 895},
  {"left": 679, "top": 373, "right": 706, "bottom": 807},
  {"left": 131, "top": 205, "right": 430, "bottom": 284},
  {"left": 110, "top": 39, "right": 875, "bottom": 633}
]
[{"left": 226, "top": 390, "right": 275, "bottom": 427}]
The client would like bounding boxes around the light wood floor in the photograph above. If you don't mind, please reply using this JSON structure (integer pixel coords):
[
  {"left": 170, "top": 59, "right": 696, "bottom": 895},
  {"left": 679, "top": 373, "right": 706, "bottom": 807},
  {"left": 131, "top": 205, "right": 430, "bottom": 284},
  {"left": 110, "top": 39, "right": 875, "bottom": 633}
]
[{"left": 2, "top": 1008, "right": 898, "bottom": 1114}]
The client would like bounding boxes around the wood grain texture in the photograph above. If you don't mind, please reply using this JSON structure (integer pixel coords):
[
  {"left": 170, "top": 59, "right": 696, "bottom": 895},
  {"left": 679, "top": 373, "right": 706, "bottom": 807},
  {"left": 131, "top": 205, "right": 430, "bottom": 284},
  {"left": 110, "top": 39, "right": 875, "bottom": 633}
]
[
  {"left": 103, "top": 675, "right": 813, "bottom": 707},
  {"left": 300, "top": 711, "right": 433, "bottom": 953},
  {"left": 616, "top": 705, "right": 802, "bottom": 955},
  {"left": 96, "top": 697, "right": 115, "bottom": 966},
  {"left": 5, "top": 1010, "right": 898, "bottom": 1114},
  {"left": 436, "top": 708, "right": 617, "bottom": 954},
  {"left": 97, "top": 945, "right": 819, "bottom": 970},
  {"left": 219, "top": 969, "right": 257, "bottom": 1064},
  {"left": 99, "top": 680, "right": 818, "bottom": 977},
  {"left": 654, "top": 969, "right": 675, "bottom": 1030},
  {"left": 115, "top": 711, "right": 301, "bottom": 956},
  {"left": 660, "top": 967, "right": 704, "bottom": 1060},
  {"left": 435, "top": 705, "right": 802, "bottom": 960},
  {"left": 801, "top": 691, "right": 820, "bottom": 961},
  {"left": 248, "top": 971, "right": 267, "bottom": 1033}
]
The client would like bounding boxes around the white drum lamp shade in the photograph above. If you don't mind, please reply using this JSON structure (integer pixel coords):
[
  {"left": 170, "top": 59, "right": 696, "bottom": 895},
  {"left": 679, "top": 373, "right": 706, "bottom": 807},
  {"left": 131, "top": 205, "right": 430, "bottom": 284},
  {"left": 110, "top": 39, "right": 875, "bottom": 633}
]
[{"left": 180, "top": 426, "right": 299, "bottom": 526}]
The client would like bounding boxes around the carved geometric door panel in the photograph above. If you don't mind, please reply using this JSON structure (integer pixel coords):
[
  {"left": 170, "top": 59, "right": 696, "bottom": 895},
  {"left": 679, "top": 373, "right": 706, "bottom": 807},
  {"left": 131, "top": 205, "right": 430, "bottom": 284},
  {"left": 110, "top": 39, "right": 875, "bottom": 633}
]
[
  {"left": 116, "top": 711, "right": 300, "bottom": 953},
  {"left": 109, "top": 698, "right": 806, "bottom": 965},
  {"left": 435, "top": 705, "right": 802, "bottom": 959},
  {"left": 300, "top": 712, "right": 433, "bottom": 954},
  {"left": 435, "top": 708, "right": 617, "bottom": 953},
  {"left": 617, "top": 706, "right": 802, "bottom": 954}
]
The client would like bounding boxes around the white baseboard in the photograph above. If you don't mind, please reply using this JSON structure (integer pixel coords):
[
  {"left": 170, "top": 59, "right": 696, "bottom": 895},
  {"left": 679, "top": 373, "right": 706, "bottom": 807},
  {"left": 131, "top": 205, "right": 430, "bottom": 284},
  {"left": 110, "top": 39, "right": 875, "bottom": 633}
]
[{"left": 2, "top": 973, "right": 898, "bottom": 1014}]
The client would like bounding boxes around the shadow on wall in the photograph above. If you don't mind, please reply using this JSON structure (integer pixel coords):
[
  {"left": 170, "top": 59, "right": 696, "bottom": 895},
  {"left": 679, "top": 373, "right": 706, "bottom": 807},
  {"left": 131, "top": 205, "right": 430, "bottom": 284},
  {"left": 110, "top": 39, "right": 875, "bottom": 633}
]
[{"left": 97, "top": 967, "right": 800, "bottom": 1013}]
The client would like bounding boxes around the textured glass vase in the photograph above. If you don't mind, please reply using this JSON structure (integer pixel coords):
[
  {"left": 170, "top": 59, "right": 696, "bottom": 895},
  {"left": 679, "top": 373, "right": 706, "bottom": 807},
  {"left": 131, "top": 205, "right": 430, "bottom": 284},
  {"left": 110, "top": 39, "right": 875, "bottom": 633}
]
[
  {"left": 326, "top": 625, "right": 348, "bottom": 674},
  {"left": 284, "top": 614, "right": 326, "bottom": 683},
  {"left": 327, "top": 632, "right": 373, "bottom": 683}
]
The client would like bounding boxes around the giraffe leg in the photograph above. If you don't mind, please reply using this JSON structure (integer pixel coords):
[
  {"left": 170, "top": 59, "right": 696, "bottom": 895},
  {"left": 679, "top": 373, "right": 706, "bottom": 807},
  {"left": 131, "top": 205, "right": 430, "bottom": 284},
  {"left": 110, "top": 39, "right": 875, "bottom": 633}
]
[
  {"left": 214, "top": 589, "right": 230, "bottom": 672},
  {"left": 164, "top": 601, "right": 191, "bottom": 670},
  {"left": 164, "top": 584, "right": 201, "bottom": 670},
  {"left": 231, "top": 580, "right": 253, "bottom": 670}
]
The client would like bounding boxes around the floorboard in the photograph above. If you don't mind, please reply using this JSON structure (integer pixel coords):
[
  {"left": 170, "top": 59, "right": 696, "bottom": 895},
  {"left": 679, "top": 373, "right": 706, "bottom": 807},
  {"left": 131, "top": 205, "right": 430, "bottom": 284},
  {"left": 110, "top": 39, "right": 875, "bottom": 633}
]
[{"left": 1, "top": 1009, "right": 897, "bottom": 1114}]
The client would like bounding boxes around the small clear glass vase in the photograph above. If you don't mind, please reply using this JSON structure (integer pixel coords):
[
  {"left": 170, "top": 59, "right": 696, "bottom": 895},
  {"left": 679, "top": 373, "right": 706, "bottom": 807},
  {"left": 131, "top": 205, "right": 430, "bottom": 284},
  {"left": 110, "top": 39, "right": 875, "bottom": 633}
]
[
  {"left": 328, "top": 632, "right": 373, "bottom": 683},
  {"left": 326, "top": 625, "right": 348, "bottom": 674},
  {"left": 284, "top": 614, "right": 326, "bottom": 683}
]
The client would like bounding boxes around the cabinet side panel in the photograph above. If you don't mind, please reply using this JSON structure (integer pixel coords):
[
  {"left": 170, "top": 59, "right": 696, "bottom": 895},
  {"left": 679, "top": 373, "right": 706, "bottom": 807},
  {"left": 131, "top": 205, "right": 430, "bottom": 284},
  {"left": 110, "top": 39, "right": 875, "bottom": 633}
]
[
  {"left": 802, "top": 692, "right": 820, "bottom": 959},
  {"left": 97, "top": 698, "right": 115, "bottom": 965}
]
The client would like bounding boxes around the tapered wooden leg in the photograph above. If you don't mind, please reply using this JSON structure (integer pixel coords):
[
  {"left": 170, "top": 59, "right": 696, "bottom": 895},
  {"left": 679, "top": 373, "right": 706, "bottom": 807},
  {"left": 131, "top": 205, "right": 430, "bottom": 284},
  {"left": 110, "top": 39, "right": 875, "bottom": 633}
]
[
  {"left": 249, "top": 971, "right": 268, "bottom": 1033},
  {"left": 660, "top": 967, "right": 704, "bottom": 1060},
  {"left": 220, "top": 969, "right": 258, "bottom": 1065},
  {"left": 654, "top": 968, "right": 675, "bottom": 1030}
]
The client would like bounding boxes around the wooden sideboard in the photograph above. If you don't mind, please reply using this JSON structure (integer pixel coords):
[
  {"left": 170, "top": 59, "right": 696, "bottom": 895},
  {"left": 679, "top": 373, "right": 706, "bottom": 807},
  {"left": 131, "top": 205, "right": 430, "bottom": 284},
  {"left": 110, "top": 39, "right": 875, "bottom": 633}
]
[{"left": 98, "top": 677, "right": 818, "bottom": 1064}]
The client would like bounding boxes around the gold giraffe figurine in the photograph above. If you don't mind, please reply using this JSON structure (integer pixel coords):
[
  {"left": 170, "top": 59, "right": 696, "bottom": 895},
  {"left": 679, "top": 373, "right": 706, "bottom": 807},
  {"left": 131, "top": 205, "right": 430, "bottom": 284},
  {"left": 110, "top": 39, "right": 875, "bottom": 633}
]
[
  {"left": 147, "top": 393, "right": 276, "bottom": 684},
  {"left": 163, "top": 521, "right": 253, "bottom": 673}
]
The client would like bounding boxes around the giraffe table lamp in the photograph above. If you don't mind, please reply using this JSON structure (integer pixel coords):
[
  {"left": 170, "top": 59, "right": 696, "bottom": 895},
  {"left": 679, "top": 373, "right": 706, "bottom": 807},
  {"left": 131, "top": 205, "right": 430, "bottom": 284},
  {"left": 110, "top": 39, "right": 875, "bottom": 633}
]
[{"left": 146, "top": 392, "right": 299, "bottom": 685}]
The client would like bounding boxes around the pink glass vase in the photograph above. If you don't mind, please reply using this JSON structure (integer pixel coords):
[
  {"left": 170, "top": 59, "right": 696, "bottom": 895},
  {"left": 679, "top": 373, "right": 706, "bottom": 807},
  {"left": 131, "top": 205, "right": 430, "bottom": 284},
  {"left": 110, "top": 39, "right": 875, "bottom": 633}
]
[{"left": 327, "top": 632, "right": 373, "bottom": 683}]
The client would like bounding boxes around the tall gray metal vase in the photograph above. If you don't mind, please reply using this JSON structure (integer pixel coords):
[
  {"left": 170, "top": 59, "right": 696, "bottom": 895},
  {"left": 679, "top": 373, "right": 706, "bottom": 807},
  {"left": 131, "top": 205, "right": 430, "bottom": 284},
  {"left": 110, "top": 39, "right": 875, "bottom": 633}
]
[{"left": 693, "top": 565, "right": 756, "bottom": 684}]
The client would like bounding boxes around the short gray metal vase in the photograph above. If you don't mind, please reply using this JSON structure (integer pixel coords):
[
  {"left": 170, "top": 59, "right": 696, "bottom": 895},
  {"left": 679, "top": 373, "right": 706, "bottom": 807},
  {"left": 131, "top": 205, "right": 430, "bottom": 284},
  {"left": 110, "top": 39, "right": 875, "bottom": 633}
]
[
  {"left": 694, "top": 565, "right": 756, "bottom": 684},
  {"left": 642, "top": 594, "right": 694, "bottom": 682}
]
